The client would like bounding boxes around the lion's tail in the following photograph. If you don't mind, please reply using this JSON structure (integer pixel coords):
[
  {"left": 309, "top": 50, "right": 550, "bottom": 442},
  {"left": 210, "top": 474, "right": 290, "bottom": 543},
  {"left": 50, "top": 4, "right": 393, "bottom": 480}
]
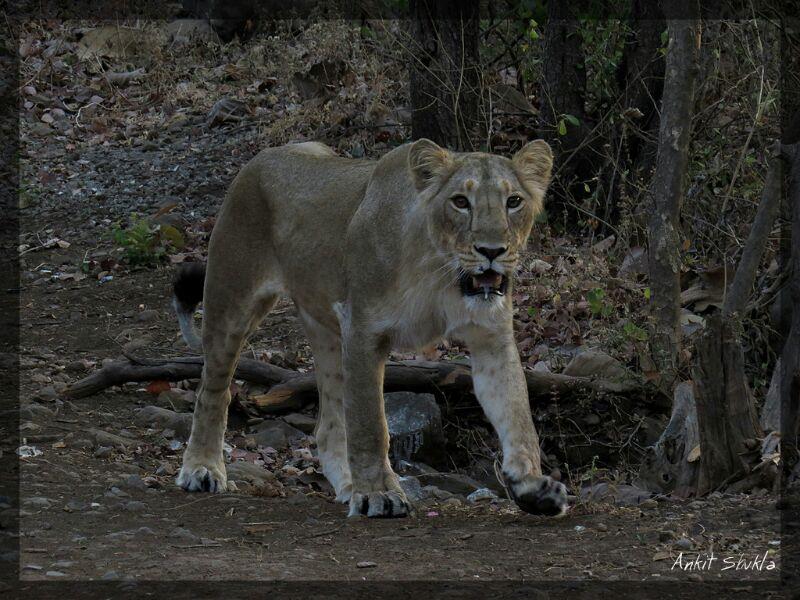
[{"left": 172, "top": 262, "right": 206, "bottom": 353}]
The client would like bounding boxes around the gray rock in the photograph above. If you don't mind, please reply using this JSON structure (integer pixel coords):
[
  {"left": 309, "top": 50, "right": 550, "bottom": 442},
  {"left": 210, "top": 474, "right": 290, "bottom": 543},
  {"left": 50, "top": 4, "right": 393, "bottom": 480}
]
[
  {"left": 124, "top": 474, "right": 147, "bottom": 491},
  {"left": 93, "top": 446, "right": 113, "bottom": 458},
  {"left": 422, "top": 485, "right": 453, "bottom": 500},
  {"left": 123, "top": 500, "right": 146, "bottom": 512},
  {"left": 580, "top": 482, "right": 653, "bottom": 507},
  {"left": 281, "top": 413, "right": 316, "bottom": 434},
  {"left": 86, "top": 428, "right": 140, "bottom": 449},
  {"left": 164, "top": 19, "right": 220, "bottom": 45},
  {"left": 101, "top": 570, "right": 119, "bottom": 580},
  {"left": 250, "top": 420, "right": 304, "bottom": 449},
  {"left": 34, "top": 386, "right": 58, "bottom": 402},
  {"left": 20, "top": 403, "right": 54, "bottom": 421},
  {"left": 563, "top": 349, "right": 635, "bottom": 384},
  {"left": 674, "top": 537, "right": 693, "bottom": 550},
  {"left": 467, "top": 488, "right": 499, "bottom": 503},
  {"left": 63, "top": 499, "right": 89, "bottom": 512},
  {"left": 106, "top": 486, "right": 129, "bottom": 498},
  {"left": 399, "top": 476, "right": 425, "bottom": 502},
  {"left": 169, "top": 527, "right": 199, "bottom": 542},
  {"left": 416, "top": 472, "right": 483, "bottom": 496},
  {"left": 51, "top": 560, "right": 73, "bottom": 568},
  {"left": 24, "top": 496, "right": 52, "bottom": 508},
  {"left": 65, "top": 359, "right": 92, "bottom": 374},
  {"left": 157, "top": 388, "right": 195, "bottom": 412},
  {"left": 385, "top": 392, "right": 445, "bottom": 468},
  {"left": 136, "top": 309, "right": 159, "bottom": 323},
  {"left": 134, "top": 406, "right": 192, "bottom": 440},
  {"left": 227, "top": 461, "right": 276, "bottom": 487}
]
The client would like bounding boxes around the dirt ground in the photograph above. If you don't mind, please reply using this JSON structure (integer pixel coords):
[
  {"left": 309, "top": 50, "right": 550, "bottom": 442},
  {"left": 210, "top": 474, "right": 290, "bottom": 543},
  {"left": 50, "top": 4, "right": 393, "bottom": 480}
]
[{"left": 12, "top": 18, "right": 786, "bottom": 588}]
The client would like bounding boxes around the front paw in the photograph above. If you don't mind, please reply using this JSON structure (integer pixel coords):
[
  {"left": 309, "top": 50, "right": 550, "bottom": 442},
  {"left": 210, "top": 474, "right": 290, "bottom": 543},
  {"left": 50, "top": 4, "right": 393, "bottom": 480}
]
[
  {"left": 176, "top": 454, "right": 227, "bottom": 493},
  {"left": 348, "top": 489, "right": 412, "bottom": 518},
  {"left": 505, "top": 473, "right": 568, "bottom": 516}
]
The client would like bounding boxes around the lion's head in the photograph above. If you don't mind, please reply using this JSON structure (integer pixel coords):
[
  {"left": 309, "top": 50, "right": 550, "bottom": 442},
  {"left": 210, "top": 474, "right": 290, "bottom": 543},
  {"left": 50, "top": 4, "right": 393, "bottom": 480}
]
[{"left": 407, "top": 138, "right": 553, "bottom": 301}]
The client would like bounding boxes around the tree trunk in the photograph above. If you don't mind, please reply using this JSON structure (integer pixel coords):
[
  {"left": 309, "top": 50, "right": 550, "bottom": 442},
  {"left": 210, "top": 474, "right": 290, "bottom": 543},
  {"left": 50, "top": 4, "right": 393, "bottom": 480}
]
[
  {"left": 693, "top": 313, "right": 762, "bottom": 495},
  {"left": 722, "top": 147, "right": 783, "bottom": 317},
  {"left": 537, "top": 2, "right": 590, "bottom": 212},
  {"left": 635, "top": 380, "right": 699, "bottom": 497},
  {"left": 646, "top": 15, "right": 701, "bottom": 387},
  {"left": 618, "top": 0, "right": 665, "bottom": 178},
  {"left": 603, "top": 1, "right": 665, "bottom": 229},
  {"left": 409, "top": 0, "right": 485, "bottom": 151}
]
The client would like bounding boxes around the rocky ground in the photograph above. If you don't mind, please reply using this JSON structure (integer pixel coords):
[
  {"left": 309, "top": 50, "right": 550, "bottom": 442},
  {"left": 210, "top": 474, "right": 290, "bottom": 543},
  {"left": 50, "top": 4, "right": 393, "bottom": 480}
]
[{"left": 10, "top": 17, "right": 784, "bottom": 586}]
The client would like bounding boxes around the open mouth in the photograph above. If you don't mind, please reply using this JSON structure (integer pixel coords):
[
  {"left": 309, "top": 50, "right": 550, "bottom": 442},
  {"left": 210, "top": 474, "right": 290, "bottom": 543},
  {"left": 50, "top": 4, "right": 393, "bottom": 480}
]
[{"left": 459, "top": 269, "right": 508, "bottom": 299}]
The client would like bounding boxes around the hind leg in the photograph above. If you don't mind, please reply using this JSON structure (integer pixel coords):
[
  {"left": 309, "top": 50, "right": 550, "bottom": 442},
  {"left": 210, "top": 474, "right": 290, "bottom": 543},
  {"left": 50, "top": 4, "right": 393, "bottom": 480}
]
[
  {"left": 299, "top": 310, "right": 352, "bottom": 502},
  {"left": 177, "top": 281, "right": 278, "bottom": 493}
]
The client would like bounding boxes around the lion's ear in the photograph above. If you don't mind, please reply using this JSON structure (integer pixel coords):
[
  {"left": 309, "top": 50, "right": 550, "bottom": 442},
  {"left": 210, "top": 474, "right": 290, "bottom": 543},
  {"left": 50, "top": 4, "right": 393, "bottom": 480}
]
[
  {"left": 512, "top": 139, "right": 553, "bottom": 194},
  {"left": 408, "top": 138, "right": 454, "bottom": 192}
]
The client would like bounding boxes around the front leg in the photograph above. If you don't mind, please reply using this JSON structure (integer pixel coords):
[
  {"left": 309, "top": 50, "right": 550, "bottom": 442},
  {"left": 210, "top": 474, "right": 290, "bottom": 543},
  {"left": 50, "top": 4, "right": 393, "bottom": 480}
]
[
  {"left": 461, "top": 324, "right": 568, "bottom": 516},
  {"left": 340, "top": 323, "right": 411, "bottom": 518}
]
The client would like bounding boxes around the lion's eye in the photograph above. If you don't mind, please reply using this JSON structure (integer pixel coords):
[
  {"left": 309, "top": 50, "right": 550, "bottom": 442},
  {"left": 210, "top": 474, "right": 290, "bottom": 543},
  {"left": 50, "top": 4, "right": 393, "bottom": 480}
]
[
  {"left": 451, "top": 195, "right": 470, "bottom": 210},
  {"left": 507, "top": 195, "right": 523, "bottom": 209}
]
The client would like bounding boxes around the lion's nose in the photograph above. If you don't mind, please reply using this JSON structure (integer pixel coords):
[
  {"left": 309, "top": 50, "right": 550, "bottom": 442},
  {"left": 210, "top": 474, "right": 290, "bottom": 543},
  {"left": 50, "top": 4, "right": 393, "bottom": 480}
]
[{"left": 474, "top": 245, "right": 507, "bottom": 261}]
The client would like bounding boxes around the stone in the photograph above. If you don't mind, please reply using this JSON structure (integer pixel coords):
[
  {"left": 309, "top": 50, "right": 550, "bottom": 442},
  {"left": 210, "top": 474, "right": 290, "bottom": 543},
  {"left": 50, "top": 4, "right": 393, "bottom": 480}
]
[
  {"left": 164, "top": 19, "right": 220, "bottom": 45},
  {"left": 563, "top": 349, "right": 635, "bottom": 384},
  {"left": 24, "top": 496, "right": 51, "bottom": 508},
  {"left": 281, "top": 413, "right": 316, "bottom": 434},
  {"left": 20, "top": 403, "right": 54, "bottom": 421},
  {"left": 65, "top": 359, "right": 92, "bottom": 374},
  {"left": 384, "top": 392, "right": 445, "bottom": 468},
  {"left": 226, "top": 461, "right": 276, "bottom": 487},
  {"left": 399, "top": 476, "right": 425, "bottom": 502},
  {"left": 466, "top": 488, "right": 498, "bottom": 503},
  {"left": 416, "top": 472, "right": 483, "bottom": 496},
  {"left": 134, "top": 406, "right": 192, "bottom": 440},
  {"left": 674, "top": 537, "right": 693, "bottom": 550},
  {"left": 580, "top": 482, "right": 653, "bottom": 507},
  {"left": 34, "top": 386, "right": 58, "bottom": 402},
  {"left": 85, "top": 428, "right": 140, "bottom": 449},
  {"left": 136, "top": 309, "right": 159, "bottom": 323},
  {"left": 157, "top": 388, "right": 195, "bottom": 412},
  {"left": 93, "top": 446, "right": 113, "bottom": 458},
  {"left": 169, "top": 527, "right": 199, "bottom": 542},
  {"left": 124, "top": 474, "right": 147, "bottom": 491},
  {"left": 123, "top": 501, "right": 146, "bottom": 512},
  {"left": 422, "top": 485, "right": 453, "bottom": 500},
  {"left": 250, "top": 420, "right": 304, "bottom": 449},
  {"left": 63, "top": 499, "right": 89, "bottom": 512}
]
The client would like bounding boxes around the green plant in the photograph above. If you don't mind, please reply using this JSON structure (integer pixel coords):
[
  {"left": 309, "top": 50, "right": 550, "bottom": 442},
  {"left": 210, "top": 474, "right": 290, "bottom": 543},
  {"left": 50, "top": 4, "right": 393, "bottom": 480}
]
[
  {"left": 111, "top": 216, "right": 184, "bottom": 266},
  {"left": 623, "top": 321, "right": 648, "bottom": 342},
  {"left": 557, "top": 113, "right": 580, "bottom": 136},
  {"left": 586, "top": 287, "right": 613, "bottom": 317}
]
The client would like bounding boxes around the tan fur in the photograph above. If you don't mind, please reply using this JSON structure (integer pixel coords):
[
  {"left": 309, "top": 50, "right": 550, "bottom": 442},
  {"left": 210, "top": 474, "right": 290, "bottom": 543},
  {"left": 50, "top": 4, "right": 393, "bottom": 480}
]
[{"left": 176, "top": 139, "right": 568, "bottom": 517}]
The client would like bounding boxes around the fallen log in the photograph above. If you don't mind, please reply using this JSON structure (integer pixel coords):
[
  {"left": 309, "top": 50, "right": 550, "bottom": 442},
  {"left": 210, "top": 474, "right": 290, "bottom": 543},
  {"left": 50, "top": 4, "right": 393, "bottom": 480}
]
[
  {"left": 64, "top": 355, "right": 294, "bottom": 400},
  {"left": 64, "top": 355, "right": 645, "bottom": 413}
]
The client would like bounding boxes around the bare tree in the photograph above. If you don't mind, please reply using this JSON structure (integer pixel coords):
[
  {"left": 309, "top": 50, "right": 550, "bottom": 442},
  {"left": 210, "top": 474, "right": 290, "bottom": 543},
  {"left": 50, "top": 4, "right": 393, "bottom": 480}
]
[
  {"left": 617, "top": 1, "right": 666, "bottom": 178},
  {"left": 646, "top": 16, "right": 701, "bottom": 386},
  {"left": 409, "top": 0, "right": 485, "bottom": 151},
  {"left": 537, "top": 2, "right": 590, "bottom": 210}
]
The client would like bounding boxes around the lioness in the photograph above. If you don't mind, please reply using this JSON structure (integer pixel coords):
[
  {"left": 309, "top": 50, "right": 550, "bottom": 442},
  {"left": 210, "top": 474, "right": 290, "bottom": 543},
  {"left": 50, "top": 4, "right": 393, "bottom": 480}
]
[{"left": 172, "top": 138, "right": 568, "bottom": 518}]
